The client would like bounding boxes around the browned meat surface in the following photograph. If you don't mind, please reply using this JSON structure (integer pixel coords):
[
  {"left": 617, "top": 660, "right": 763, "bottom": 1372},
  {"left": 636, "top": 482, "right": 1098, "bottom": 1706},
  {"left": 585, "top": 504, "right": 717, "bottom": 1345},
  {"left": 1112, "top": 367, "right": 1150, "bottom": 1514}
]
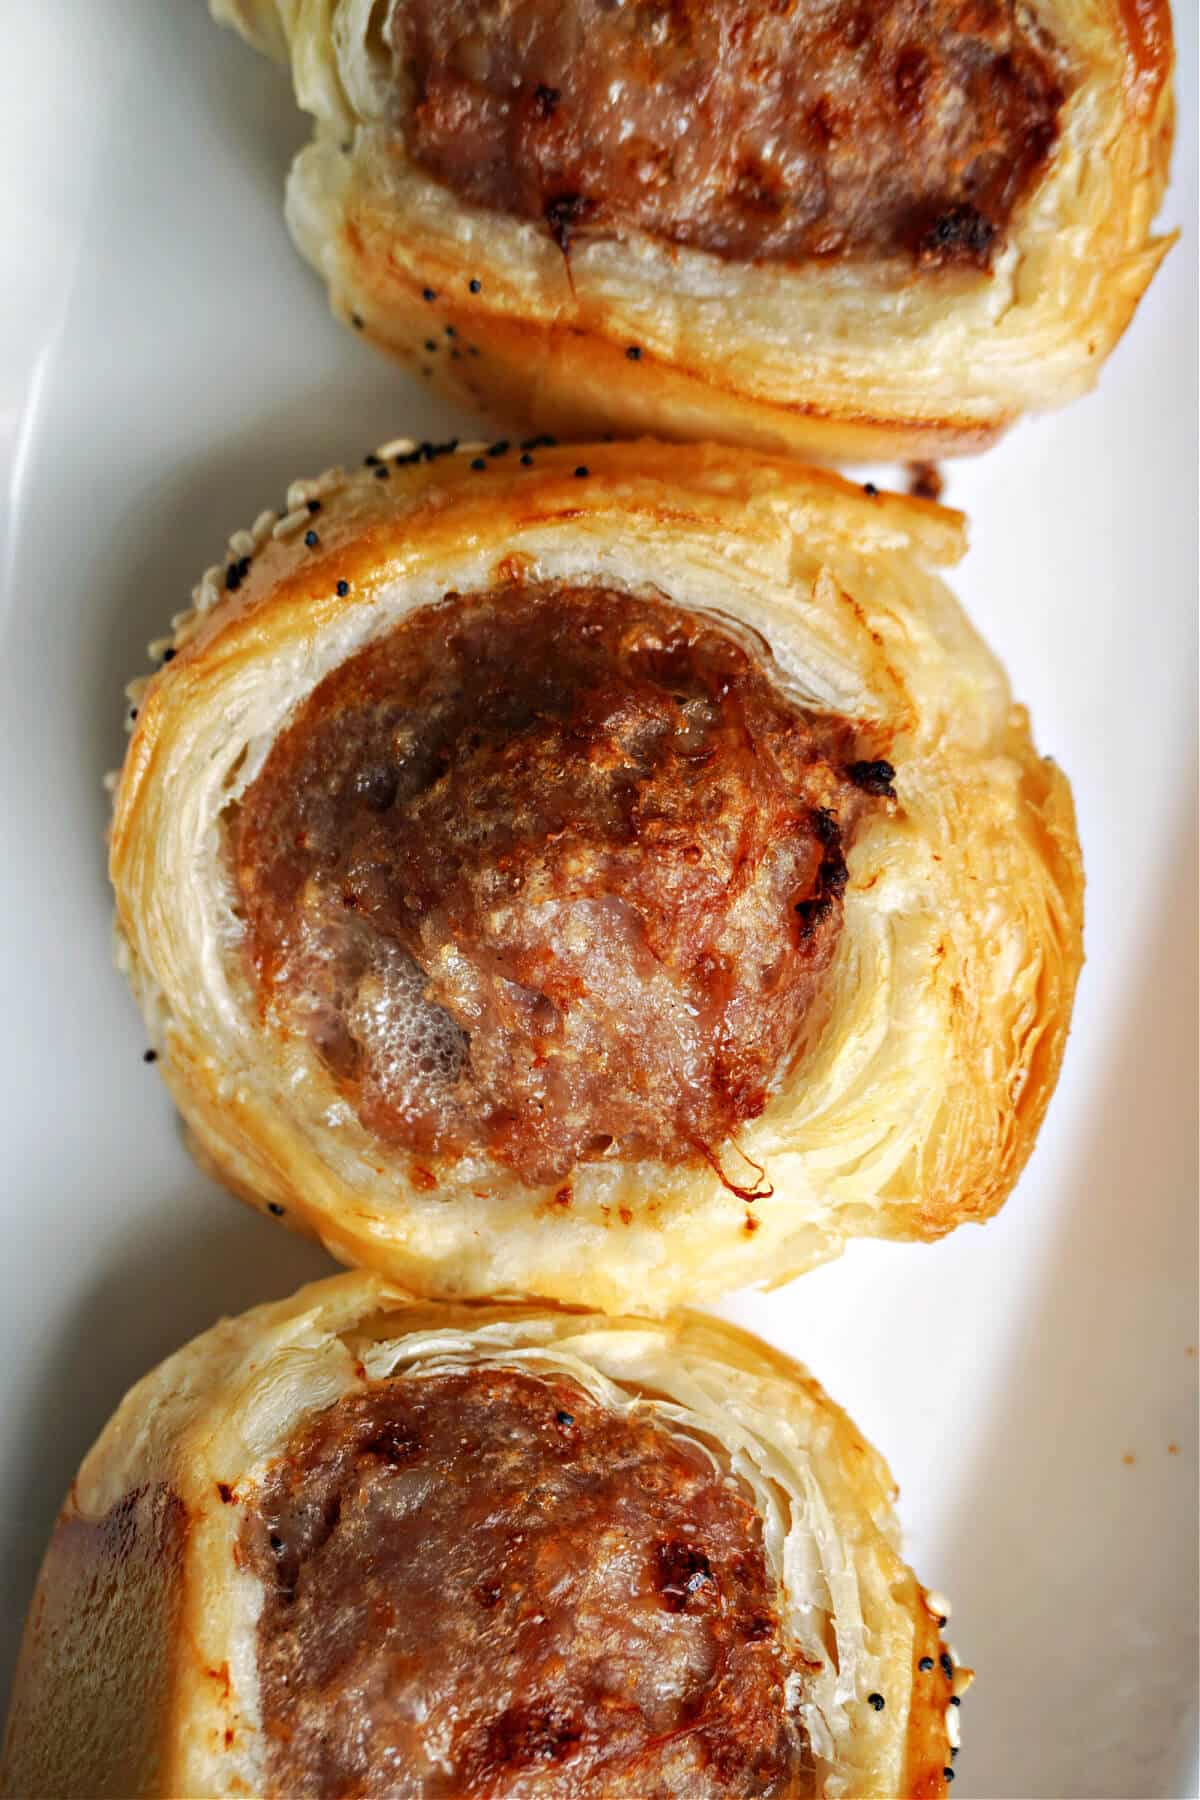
[
  {"left": 245, "top": 1368, "right": 809, "bottom": 1798},
  {"left": 391, "top": 0, "right": 1064, "bottom": 267},
  {"left": 235, "top": 583, "right": 881, "bottom": 1187}
]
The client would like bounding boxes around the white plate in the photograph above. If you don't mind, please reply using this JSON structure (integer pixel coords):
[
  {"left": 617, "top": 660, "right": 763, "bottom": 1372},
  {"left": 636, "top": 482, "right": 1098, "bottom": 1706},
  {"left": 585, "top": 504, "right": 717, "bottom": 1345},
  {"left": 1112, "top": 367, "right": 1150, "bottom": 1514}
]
[{"left": 1, "top": 9, "right": 1195, "bottom": 1796}]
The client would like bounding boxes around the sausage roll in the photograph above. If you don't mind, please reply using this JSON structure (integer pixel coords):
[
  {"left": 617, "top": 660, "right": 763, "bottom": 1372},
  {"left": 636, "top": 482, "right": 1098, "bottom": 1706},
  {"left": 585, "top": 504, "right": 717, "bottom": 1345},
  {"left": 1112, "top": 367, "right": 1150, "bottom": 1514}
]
[
  {"left": 211, "top": 0, "right": 1173, "bottom": 460},
  {"left": 108, "top": 440, "right": 1083, "bottom": 1311},
  {"left": 1, "top": 1271, "right": 971, "bottom": 1799}
]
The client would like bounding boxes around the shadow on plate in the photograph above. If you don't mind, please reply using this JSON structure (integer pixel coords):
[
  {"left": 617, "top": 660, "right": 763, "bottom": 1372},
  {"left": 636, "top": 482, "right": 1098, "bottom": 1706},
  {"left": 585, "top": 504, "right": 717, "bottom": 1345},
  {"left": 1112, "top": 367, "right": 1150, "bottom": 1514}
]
[
  {"left": 0, "top": 1184, "right": 335, "bottom": 1719},
  {"left": 939, "top": 796, "right": 1199, "bottom": 1800}
]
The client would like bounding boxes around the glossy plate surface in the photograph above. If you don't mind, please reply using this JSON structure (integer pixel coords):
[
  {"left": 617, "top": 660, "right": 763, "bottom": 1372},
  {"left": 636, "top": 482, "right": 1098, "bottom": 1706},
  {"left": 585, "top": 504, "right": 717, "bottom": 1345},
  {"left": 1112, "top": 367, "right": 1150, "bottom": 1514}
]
[{"left": 0, "top": 9, "right": 1195, "bottom": 1795}]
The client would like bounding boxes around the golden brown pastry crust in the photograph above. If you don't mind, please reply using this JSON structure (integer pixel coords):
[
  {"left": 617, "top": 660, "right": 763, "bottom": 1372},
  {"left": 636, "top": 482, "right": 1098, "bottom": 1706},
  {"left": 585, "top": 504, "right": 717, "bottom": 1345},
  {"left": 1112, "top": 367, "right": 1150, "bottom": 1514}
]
[
  {"left": 106, "top": 441, "right": 1082, "bottom": 1311},
  {"left": 213, "top": 0, "right": 1173, "bottom": 460},
  {"left": 1, "top": 1273, "right": 969, "bottom": 1799}
]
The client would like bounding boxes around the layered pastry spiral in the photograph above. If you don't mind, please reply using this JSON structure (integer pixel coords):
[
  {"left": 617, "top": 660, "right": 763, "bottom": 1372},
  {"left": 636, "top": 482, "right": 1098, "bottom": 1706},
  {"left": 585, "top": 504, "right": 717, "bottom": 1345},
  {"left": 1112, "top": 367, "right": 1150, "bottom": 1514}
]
[
  {"left": 108, "top": 441, "right": 1082, "bottom": 1309},
  {"left": 213, "top": 0, "right": 1173, "bottom": 459},
  {"left": 1, "top": 1273, "right": 970, "bottom": 1799}
]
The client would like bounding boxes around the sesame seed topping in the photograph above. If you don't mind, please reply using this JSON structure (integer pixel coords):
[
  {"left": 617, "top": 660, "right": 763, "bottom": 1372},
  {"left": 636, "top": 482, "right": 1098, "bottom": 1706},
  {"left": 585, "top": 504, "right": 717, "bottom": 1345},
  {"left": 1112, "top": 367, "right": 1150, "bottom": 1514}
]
[
  {"left": 625, "top": 345, "right": 642, "bottom": 360},
  {"left": 469, "top": 278, "right": 482, "bottom": 293},
  {"left": 162, "top": 647, "right": 176, "bottom": 663},
  {"left": 267, "top": 1202, "right": 285, "bottom": 1216},
  {"left": 373, "top": 465, "right": 390, "bottom": 479},
  {"left": 950, "top": 1696, "right": 960, "bottom": 1706},
  {"left": 471, "top": 458, "right": 487, "bottom": 471},
  {"left": 574, "top": 465, "right": 589, "bottom": 478},
  {"left": 272, "top": 508, "right": 310, "bottom": 542},
  {"left": 867, "top": 1693, "right": 885, "bottom": 1712},
  {"left": 520, "top": 453, "right": 533, "bottom": 466},
  {"left": 944, "top": 1770, "right": 955, "bottom": 1783},
  {"left": 336, "top": 580, "right": 350, "bottom": 597},
  {"left": 556, "top": 1410, "right": 574, "bottom": 1425},
  {"left": 863, "top": 481, "right": 879, "bottom": 496},
  {"left": 424, "top": 339, "right": 437, "bottom": 352},
  {"left": 488, "top": 440, "right": 509, "bottom": 456},
  {"left": 919, "top": 1657, "right": 935, "bottom": 1672},
  {"left": 143, "top": 1049, "right": 157, "bottom": 1063},
  {"left": 304, "top": 529, "right": 319, "bottom": 547},
  {"left": 306, "top": 499, "right": 321, "bottom": 515},
  {"left": 351, "top": 312, "right": 364, "bottom": 329},
  {"left": 365, "top": 452, "right": 381, "bottom": 466},
  {"left": 445, "top": 325, "right": 457, "bottom": 338},
  {"left": 940, "top": 1653, "right": 954, "bottom": 1681},
  {"left": 422, "top": 287, "right": 436, "bottom": 302}
]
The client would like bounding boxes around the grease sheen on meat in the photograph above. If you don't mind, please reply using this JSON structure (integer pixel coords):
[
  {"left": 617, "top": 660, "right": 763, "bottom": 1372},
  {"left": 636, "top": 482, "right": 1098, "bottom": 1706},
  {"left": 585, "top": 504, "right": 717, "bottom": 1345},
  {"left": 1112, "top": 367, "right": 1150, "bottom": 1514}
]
[
  {"left": 392, "top": 0, "right": 1064, "bottom": 266},
  {"left": 245, "top": 1367, "right": 809, "bottom": 1798},
  {"left": 235, "top": 584, "right": 878, "bottom": 1188}
]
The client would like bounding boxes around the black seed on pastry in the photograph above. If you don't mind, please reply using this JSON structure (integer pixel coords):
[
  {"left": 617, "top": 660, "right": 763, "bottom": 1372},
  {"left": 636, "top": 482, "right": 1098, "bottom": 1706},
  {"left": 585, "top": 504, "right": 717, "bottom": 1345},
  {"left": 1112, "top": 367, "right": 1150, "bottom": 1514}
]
[
  {"left": 521, "top": 454, "right": 533, "bottom": 466},
  {"left": 556, "top": 1410, "right": 574, "bottom": 1425},
  {"left": 304, "top": 530, "right": 319, "bottom": 547},
  {"left": 351, "top": 312, "right": 364, "bottom": 329},
  {"left": 468, "top": 278, "right": 482, "bottom": 293},
  {"left": 488, "top": 441, "right": 509, "bottom": 457},
  {"left": 863, "top": 482, "right": 879, "bottom": 497},
  {"left": 471, "top": 458, "right": 487, "bottom": 471},
  {"left": 306, "top": 500, "right": 322, "bottom": 516},
  {"left": 336, "top": 581, "right": 350, "bottom": 597},
  {"left": 268, "top": 1202, "right": 286, "bottom": 1216},
  {"left": 625, "top": 345, "right": 643, "bottom": 361},
  {"left": 574, "top": 466, "right": 590, "bottom": 479},
  {"left": 162, "top": 648, "right": 176, "bottom": 664},
  {"left": 421, "top": 287, "right": 437, "bottom": 302},
  {"left": 940, "top": 1653, "right": 954, "bottom": 1679},
  {"left": 374, "top": 466, "right": 391, "bottom": 480},
  {"left": 950, "top": 1695, "right": 961, "bottom": 1706},
  {"left": 919, "top": 1657, "right": 935, "bottom": 1672},
  {"left": 445, "top": 326, "right": 457, "bottom": 338},
  {"left": 944, "top": 1769, "right": 956, "bottom": 1782},
  {"left": 129, "top": 708, "right": 138, "bottom": 721},
  {"left": 425, "top": 339, "right": 437, "bottom": 352},
  {"left": 365, "top": 453, "right": 381, "bottom": 466},
  {"left": 143, "top": 1049, "right": 157, "bottom": 1063},
  {"left": 867, "top": 1692, "right": 886, "bottom": 1711},
  {"left": 846, "top": 759, "right": 897, "bottom": 798}
]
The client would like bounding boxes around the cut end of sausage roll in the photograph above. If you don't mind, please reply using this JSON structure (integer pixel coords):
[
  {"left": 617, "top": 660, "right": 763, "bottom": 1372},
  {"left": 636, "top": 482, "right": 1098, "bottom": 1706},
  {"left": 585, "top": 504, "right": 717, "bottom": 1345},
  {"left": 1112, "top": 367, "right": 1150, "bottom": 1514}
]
[
  {"left": 212, "top": 0, "right": 1173, "bottom": 459},
  {"left": 0, "top": 1273, "right": 971, "bottom": 1799},
  {"left": 107, "top": 440, "right": 1083, "bottom": 1312}
]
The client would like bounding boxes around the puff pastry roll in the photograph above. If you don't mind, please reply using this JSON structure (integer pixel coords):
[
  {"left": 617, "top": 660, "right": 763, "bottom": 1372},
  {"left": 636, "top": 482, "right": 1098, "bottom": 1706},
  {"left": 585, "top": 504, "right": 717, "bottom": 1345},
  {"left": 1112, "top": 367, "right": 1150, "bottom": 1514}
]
[
  {"left": 1, "top": 1272, "right": 971, "bottom": 1800},
  {"left": 212, "top": 0, "right": 1173, "bottom": 460},
  {"left": 109, "top": 441, "right": 1083, "bottom": 1311}
]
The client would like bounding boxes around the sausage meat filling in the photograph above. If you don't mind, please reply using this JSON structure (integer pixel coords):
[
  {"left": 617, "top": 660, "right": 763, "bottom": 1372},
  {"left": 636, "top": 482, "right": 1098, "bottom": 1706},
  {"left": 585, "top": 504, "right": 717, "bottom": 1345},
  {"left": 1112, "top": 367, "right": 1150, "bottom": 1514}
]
[
  {"left": 235, "top": 584, "right": 878, "bottom": 1187},
  {"left": 245, "top": 1367, "right": 809, "bottom": 1798},
  {"left": 391, "top": 0, "right": 1064, "bottom": 268}
]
